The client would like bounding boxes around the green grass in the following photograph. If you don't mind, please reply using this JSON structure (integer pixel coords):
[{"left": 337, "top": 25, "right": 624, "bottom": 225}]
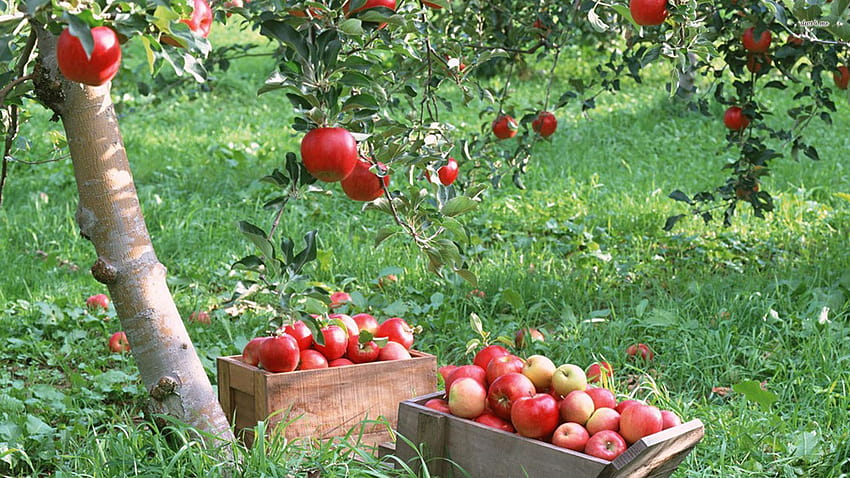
[{"left": 2, "top": 20, "right": 850, "bottom": 477}]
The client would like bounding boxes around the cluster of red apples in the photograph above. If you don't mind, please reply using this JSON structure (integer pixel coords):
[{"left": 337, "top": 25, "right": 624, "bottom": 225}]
[
  {"left": 55, "top": 0, "right": 212, "bottom": 86},
  {"left": 427, "top": 343, "right": 682, "bottom": 461},
  {"left": 241, "top": 309, "right": 417, "bottom": 373},
  {"left": 491, "top": 111, "right": 558, "bottom": 141}
]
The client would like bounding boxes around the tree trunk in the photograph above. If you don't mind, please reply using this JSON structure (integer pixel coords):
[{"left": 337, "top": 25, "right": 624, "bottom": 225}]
[{"left": 33, "top": 25, "right": 234, "bottom": 445}]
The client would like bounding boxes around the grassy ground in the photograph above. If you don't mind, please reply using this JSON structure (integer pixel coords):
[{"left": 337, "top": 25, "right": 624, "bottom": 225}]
[{"left": 1, "top": 20, "right": 850, "bottom": 477}]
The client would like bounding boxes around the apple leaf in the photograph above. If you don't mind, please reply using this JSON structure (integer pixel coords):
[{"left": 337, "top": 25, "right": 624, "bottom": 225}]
[
  {"left": 441, "top": 196, "right": 478, "bottom": 217},
  {"left": 238, "top": 221, "right": 274, "bottom": 261},
  {"left": 64, "top": 14, "right": 94, "bottom": 59},
  {"left": 454, "top": 268, "right": 477, "bottom": 287},
  {"left": 339, "top": 19, "right": 364, "bottom": 36},
  {"left": 732, "top": 380, "right": 778, "bottom": 411}
]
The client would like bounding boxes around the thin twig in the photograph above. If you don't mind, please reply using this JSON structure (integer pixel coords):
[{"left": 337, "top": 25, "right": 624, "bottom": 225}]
[{"left": 0, "top": 106, "right": 19, "bottom": 207}]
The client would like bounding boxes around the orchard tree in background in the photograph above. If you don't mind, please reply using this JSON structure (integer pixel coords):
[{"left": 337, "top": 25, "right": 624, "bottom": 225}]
[{"left": 1, "top": 0, "right": 849, "bottom": 450}]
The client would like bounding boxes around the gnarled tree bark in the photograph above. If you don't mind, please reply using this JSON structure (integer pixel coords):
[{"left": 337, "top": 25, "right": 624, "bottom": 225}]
[{"left": 32, "top": 24, "right": 234, "bottom": 445}]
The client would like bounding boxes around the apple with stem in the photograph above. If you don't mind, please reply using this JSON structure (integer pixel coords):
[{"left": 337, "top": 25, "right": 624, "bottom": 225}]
[
  {"left": 487, "top": 372, "right": 536, "bottom": 420},
  {"left": 584, "top": 430, "right": 627, "bottom": 461},
  {"left": 108, "top": 331, "right": 130, "bottom": 353},
  {"left": 551, "top": 363, "right": 588, "bottom": 396},
  {"left": 551, "top": 422, "right": 590, "bottom": 452},
  {"left": 57, "top": 27, "right": 122, "bottom": 87},
  {"left": 522, "top": 354, "right": 556, "bottom": 392}
]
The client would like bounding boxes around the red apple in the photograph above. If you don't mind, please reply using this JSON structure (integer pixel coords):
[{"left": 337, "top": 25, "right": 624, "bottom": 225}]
[
  {"left": 485, "top": 354, "right": 525, "bottom": 385},
  {"left": 723, "top": 106, "right": 751, "bottom": 131},
  {"left": 586, "top": 361, "right": 613, "bottom": 384},
  {"left": 281, "top": 320, "right": 313, "bottom": 350},
  {"left": 661, "top": 410, "right": 682, "bottom": 430},
  {"left": 834, "top": 66, "right": 850, "bottom": 90},
  {"left": 629, "top": 0, "right": 668, "bottom": 26},
  {"left": 161, "top": 0, "right": 213, "bottom": 46},
  {"left": 585, "top": 407, "right": 621, "bottom": 435},
  {"left": 108, "top": 331, "right": 130, "bottom": 353},
  {"left": 514, "top": 327, "right": 544, "bottom": 348},
  {"left": 241, "top": 336, "right": 270, "bottom": 366},
  {"left": 86, "top": 293, "right": 110, "bottom": 311},
  {"left": 378, "top": 341, "right": 411, "bottom": 360},
  {"left": 510, "top": 393, "right": 560, "bottom": 439},
  {"left": 329, "top": 291, "right": 352, "bottom": 308},
  {"left": 188, "top": 310, "right": 210, "bottom": 324},
  {"left": 486, "top": 372, "right": 536, "bottom": 420},
  {"left": 298, "top": 349, "right": 329, "bottom": 370},
  {"left": 586, "top": 387, "right": 618, "bottom": 410},
  {"left": 376, "top": 317, "right": 415, "bottom": 349},
  {"left": 328, "top": 357, "right": 354, "bottom": 367},
  {"left": 445, "top": 364, "right": 487, "bottom": 394},
  {"left": 448, "top": 377, "right": 487, "bottom": 419},
  {"left": 439, "top": 365, "right": 459, "bottom": 383},
  {"left": 472, "top": 344, "right": 510, "bottom": 370},
  {"left": 346, "top": 334, "right": 380, "bottom": 363},
  {"left": 616, "top": 399, "right": 645, "bottom": 414},
  {"left": 522, "top": 354, "right": 556, "bottom": 392},
  {"left": 559, "top": 390, "right": 596, "bottom": 425},
  {"left": 313, "top": 325, "right": 348, "bottom": 360},
  {"left": 351, "top": 313, "right": 379, "bottom": 334},
  {"left": 531, "top": 111, "right": 557, "bottom": 138},
  {"left": 625, "top": 343, "right": 655, "bottom": 361},
  {"left": 491, "top": 115, "right": 519, "bottom": 140},
  {"left": 551, "top": 422, "right": 590, "bottom": 452},
  {"left": 57, "top": 27, "right": 122, "bottom": 86},
  {"left": 329, "top": 313, "right": 358, "bottom": 338},
  {"left": 437, "top": 157, "right": 459, "bottom": 186},
  {"left": 619, "top": 403, "right": 663, "bottom": 444},
  {"left": 424, "top": 398, "right": 451, "bottom": 414},
  {"left": 742, "top": 26, "right": 772, "bottom": 53},
  {"left": 341, "top": 159, "right": 390, "bottom": 201},
  {"left": 584, "top": 430, "right": 627, "bottom": 461},
  {"left": 474, "top": 412, "right": 515, "bottom": 433},
  {"left": 301, "top": 128, "right": 358, "bottom": 182},
  {"left": 259, "top": 334, "right": 300, "bottom": 373}
]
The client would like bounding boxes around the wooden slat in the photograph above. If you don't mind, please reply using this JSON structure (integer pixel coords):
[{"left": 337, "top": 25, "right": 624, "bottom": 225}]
[{"left": 216, "top": 357, "right": 232, "bottom": 424}]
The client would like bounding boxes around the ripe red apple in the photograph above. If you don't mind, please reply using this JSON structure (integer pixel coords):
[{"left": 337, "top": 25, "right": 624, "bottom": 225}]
[
  {"left": 742, "top": 26, "right": 772, "bottom": 53},
  {"left": 486, "top": 354, "right": 525, "bottom": 385},
  {"left": 300, "top": 128, "right": 358, "bottom": 182},
  {"left": 619, "top": 403, "right": 663, "bottom": 444},
  {"left": 531, "top": 111, "right": 557, "bottom": 138},
  {"left": 329, "top": 313, "right": 358, "bottom": 338},
  {"left": 437, "top": 157, "right": 459, "bottom": 186},
  {"left": 445, "top": 364, "right": 487, "bottom": 394},
  {"left": 834, "top": 66, "right": 850, "bottom": 90},
  {"left": 551, "top": 422, "right": 590, "bottom": 452},
  {"left": 328, "top": 357, "right": 354, "bottom": 367},
  {"left": 491, "top": 115, "right": 518, "bottom": 140},
  {"left": 585, "top": 407, "right": 621, "bottom": 435},
  {"left": 298, "top": 349, "right": 329, "bottom": 370},
  {"left": 586, "top": 361, "right": 613, "bottom": 384},
  {"left": 625, "top": 342, "right": 656, "bottom": 361},
  {"left": 474, "top": 411, "right": 515, "bottom": 433},
  {"left": 161, "top": 0, "right": 213, "bottom": 46},
  {"left": 188, "top": 310, "right": 210, "bottom": 324},
  {"left": 584, "top": 430, "right": 627, "bottom": 461},
  {"left": 341, "top": 159, "right": 389, "bottom": 201},
  {"left": 376, "top": 317, "right": 415, "bottom": 349},
  {"left": 522, "top": 354, "right": 556, "bottom": 392},
  {"left": 448, "top": 377, "right": 487, "bottom": 419},
  {"left": 378, "top": 341, "right": 411, "bottom": 360},
  {"left": 616, "top": 399, "right": 645, "bottom": 414},
  {"left": 552, "top": 363, "right": 588, "bottom": 396},
  {"left": 351, "top": 313, "right": 380, "bottom": 334},
  {"left": 346, "top": 334, "right": 380, "bottom": 363},
  {"left": 559, "top": 390, "right": 596, "bottom": 425},
  {"left": 313, "top": 325, "right": 348, "bottom": 360},
  {"left": 439, "top": 364, "right": 459, "bottom": 383},
  {"left": 329, "top": 291, "right": 352, "bottom": 308},
  {"left": 486, "top": 372, "right": 536, "bottom": 420},
  {"left": 473, "top": 344, "right": 510, "bottom": 370},
  {"left": 514, "top": 327, "right": 544, "bottom": 348},
  {"left": 661, "top": 410, "right": 682, "bottom": 430},
  {"left": 586, "top": 387, "right": 618, "bottom": 410},
  {"left": 108, "top": 331, "right": 130, "bottom": 353},
  {"left": 86, "top": 293, "right": 110, "bottom": 311},
  {"left": 629, "top": 0, "right": 668, "bottom": 26},
  {"left": 510, "top": 393, "right": 560, "bottom": 439},
  {"left": 424, "top": 398, "right": 451, "bottom": 413},
  {"left": 241, "top": 336, "right": 270, "bottom": 366},
  {"left": 259, "top": 334, "right": 300, "bottom": 372},
  {"left": 746, "top": 53, "right": 772, "bottom": 74},
  {"left": 57, "top": 27, "right": 122, "bottom": 87},
  {"left": 281, "top": 320, "right": 313, "bottom": 350}
]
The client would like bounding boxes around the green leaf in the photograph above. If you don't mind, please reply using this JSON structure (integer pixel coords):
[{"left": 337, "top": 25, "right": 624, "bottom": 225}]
[
  {"left": 440, "top": 216, "right": 469, "bottom": 244},
  {"left": 292, "top": 295, "right": 328, "bottom": 316},
  {"left": 374, "top": 226, "right": 398, "bottom": 247},
  {"left": 64, "top": 15, "right": 94, "bottom": 59},
  {"left": 469, "top": 312, "right": 484, "bottom": 337},
  {"left": 441, "top": 196, "right": 478, "bottom": 217},
  {"left": 238, "top": 221, "right": 274, "bottom": 260},
  {"left": 454, "top": 269, "right": 477, "bottom": 287},
  {"left": 339, "top": 18, "right": 364, "bottom": 36},
  {"left": 501, "top": 288, "right": 524, "bottom": 310},
  {"left": 260, "top": 20, "right": 308, "bottom": 59},
  {"left": 732, "top": 380, "right": 778, "bottom": 411},
  {"left": 290, "top": 230, "right": 318, "bottom": 274}
]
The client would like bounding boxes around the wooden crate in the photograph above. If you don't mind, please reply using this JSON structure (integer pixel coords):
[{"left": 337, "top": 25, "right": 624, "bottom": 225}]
[
  {"left": 217, "top": 351, "right": 437, "bottom": 446},
  {"left": 384, "top": 391, "right": 704, "bottom": 478}
]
